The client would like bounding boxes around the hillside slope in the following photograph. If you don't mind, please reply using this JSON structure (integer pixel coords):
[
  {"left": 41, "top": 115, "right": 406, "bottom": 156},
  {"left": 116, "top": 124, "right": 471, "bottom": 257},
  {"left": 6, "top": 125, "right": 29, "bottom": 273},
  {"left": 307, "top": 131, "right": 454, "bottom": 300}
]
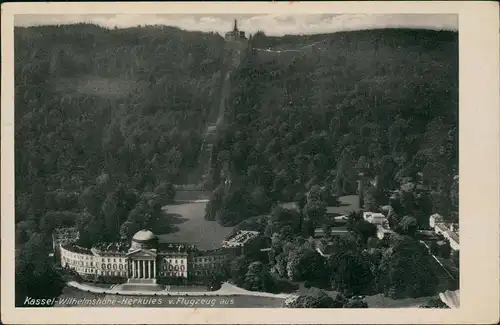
[
  {"left": 15, "top": 24, "right": 225, "bottom": 199},
  {"left": 207, "top": 29, "right": 458, "bottom": 226}
]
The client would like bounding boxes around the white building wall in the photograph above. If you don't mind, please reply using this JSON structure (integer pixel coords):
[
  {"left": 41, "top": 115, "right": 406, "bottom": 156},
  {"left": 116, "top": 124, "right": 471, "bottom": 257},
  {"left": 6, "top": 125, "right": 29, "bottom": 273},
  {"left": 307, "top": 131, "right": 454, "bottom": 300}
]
[
  {"left": 158, "top": 255, "right": 188, "bottom": 278},
  {"left": 60, "top": 245, "right": 129, "bottom": 277}
]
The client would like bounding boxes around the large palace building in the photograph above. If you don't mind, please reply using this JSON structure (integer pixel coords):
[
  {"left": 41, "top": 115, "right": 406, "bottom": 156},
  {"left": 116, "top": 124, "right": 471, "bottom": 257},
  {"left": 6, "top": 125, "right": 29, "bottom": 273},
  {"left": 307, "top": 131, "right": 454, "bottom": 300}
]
[{"left": 56, "top": 229, "right": 259, "bottom": 284}]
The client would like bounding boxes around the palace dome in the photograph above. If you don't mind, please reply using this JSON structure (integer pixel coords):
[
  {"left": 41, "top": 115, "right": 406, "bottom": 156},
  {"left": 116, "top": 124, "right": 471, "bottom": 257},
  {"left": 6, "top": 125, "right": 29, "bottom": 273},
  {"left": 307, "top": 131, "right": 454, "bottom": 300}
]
[{"left": 132, "top": 230, "right": 158, "bottom": 243}]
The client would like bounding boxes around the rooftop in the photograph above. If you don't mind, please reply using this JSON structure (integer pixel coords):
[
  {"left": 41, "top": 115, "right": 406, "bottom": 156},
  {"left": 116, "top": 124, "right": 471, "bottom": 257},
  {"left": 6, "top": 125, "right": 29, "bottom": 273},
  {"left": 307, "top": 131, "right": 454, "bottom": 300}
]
[
  {"left": 363, "top": 212, "right": 386, "bottom": 218},
  {"left": 223, "top": 230, "right": 260, "bottom": 244},
  {"left": 93, "top": 241, "right": 130, "bottom": 254},
  {"left": 132, "top": 230, "right": 158, "bottom": 243},
  {"left": 157, "top": 242, "right": 194, "bottom": 253},
  {"left": 53, "top": 227, "right": 79, "bottom": 234},
  {"left": 61, "top": 242, "right": 93, "bottom": 255}
]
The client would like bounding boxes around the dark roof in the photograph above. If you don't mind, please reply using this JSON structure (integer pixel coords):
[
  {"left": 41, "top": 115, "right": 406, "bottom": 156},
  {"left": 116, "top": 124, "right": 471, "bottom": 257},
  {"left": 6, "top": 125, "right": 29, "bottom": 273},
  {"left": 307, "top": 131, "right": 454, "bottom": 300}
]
[
  {"left": 96, "top": 251, "right": 127, "bottom": 257},
  {"left": 132, "top": 230, "right": 158, "bottom": 243},
  {"left": 52, "top": 227, "right": 79, "bottom": 240},
  {"left": 191, "top": 247, "right": 230, "bottom": 257},
  {"left": 223, "top": 230, "right": 260, "bottom": 243},
  {"left": 157, "top": 242, "right": 193, "bottom": 253},
  {"left": 93, "top": 241, "right": 130, "bottom": 253}
]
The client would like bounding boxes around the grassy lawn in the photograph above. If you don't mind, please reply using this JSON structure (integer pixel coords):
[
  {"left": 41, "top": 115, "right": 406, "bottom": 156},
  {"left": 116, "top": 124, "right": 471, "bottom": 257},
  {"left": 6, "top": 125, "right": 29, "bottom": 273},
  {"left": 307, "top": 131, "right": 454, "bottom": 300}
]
[
  {"left": 327, "top": 195, "right": 360, "bottom": 215},
  {"left": 158, "top": 202, "right": 234, "bottom": 250}
]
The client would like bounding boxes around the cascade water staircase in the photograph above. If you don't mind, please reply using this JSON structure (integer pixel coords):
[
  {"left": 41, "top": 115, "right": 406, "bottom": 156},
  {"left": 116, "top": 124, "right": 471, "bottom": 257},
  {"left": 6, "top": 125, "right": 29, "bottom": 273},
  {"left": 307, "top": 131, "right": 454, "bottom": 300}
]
[{"left": 185, "top": 45, "right": 244, "bottom": 188}]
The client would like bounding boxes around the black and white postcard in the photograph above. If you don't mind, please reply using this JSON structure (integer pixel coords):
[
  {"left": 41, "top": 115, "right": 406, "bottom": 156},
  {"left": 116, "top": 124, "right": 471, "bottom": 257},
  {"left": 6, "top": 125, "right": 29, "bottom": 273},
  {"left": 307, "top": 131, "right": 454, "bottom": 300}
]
[{"left": 1, "top": 1, "right": 499, "bottom": 324}]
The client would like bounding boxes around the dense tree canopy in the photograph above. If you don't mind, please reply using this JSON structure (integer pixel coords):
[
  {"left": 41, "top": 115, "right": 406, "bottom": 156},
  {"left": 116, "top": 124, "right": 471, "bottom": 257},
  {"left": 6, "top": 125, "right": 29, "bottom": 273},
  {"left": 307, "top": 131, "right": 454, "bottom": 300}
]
[
  {"left": 14, "top": 25, "right": 457, "bottom": 306},
  {"left": 14, "top": 24, "right": 226, "bottom": 304},
  {"left": 15, "top": 23, "right": 225, "bottom": 227},
  {"left": 207, "top": 28, "right": 458, "bottom": 227},
  {"left": 375, "top": 235, "right": 439, "bottom": 298},
  {"left": 15, "top": 234, "right": 65, "bottom": 306}
]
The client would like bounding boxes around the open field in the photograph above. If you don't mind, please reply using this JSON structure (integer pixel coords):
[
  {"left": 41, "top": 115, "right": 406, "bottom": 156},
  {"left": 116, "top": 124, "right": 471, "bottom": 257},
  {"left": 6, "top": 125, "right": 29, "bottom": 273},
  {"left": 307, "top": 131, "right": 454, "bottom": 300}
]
[
  {"left": 158, "top": 202, "right": 234, "bottom": 250},
  {"left": 327, "top": 195, "right": 360, "bottom": 215}
]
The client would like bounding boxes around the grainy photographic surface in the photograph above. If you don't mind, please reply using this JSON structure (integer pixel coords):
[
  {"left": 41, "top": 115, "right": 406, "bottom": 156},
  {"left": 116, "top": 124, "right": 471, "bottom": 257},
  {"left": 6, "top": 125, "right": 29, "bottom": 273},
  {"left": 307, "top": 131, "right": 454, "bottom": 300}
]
[{"left": 13, "top": 13, "right": 459, "bottom": 310}]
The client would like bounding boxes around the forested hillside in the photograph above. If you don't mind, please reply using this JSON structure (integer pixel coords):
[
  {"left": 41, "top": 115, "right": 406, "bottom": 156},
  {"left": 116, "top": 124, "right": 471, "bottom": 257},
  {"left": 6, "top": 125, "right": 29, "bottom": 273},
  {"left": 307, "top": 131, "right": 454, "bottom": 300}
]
[
  {"left": 14, "top": 24, "right": 225, "bottom": 305},
  {"left": 15, "top": 24, "right": 224, "bottom": 193},
  {"left": 207, "top": 29, "right": 458, "bottom": 227},
  {"left": 14, "top": 24, "right": 459, "bottom": 305}
]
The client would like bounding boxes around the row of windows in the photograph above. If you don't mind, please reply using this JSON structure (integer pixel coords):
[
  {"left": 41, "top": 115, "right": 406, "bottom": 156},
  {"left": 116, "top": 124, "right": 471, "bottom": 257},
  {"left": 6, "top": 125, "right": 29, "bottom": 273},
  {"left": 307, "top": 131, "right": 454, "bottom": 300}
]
[
  {"left": 63, "top": 251, "right": 226, "bottom": 266},
  {"left": 163, "top": 258, "right": 185, "bottom": 264},
  {"left": 64, "top": 260, "right": 196, "bottom": 272},
  {"left": 63, "top": 256, "right": 225, "bottom": 267},
  {"left": 161, "top": 265, "right": 186, "bottom": 272},
  {"left": 66, "top": 260, "right": 223, "bottom": 267},
  {"left": 75, "top": 268, "right": 127, "bottom": 277},
  {"left": 63, "top": 259, "right": 129, "bottom": 270},
  {"left": 159, "top": 271, "right": 186, "bottom": 277},
  {"left": 74, "top": 267, "right": 190, "bottom": 278},
  {"left": 66, "top": 262, "right": 193, "bottom": 272}
]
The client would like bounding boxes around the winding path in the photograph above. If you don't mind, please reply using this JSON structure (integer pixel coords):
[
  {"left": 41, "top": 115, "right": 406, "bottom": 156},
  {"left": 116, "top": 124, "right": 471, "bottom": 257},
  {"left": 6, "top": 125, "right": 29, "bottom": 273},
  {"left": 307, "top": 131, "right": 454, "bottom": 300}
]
[
  {"left": 254, "top": 39, "right": 329, "bottom": 54},
  {"left": 67, "top": 281, "right": 294, "bottom": 299}
]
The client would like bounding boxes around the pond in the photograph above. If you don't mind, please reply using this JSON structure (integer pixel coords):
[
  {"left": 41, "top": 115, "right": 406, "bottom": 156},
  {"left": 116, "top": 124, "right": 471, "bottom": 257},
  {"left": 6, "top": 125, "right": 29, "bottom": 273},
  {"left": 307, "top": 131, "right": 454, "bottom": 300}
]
[{"left": 158, "top": 202, "right": 234, "bottom": 250}]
